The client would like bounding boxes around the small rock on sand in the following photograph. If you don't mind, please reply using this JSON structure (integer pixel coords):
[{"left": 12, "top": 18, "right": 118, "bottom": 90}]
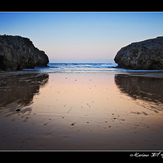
[
  {"left": 15, "top": 108, "right": 21, "bottom": 112},
  {"left": 71, "top": 122, "right": 76, "bottom": 126}
]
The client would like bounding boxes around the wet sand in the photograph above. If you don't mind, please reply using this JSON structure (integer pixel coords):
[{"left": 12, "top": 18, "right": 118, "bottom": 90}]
[{"left": 0, "top": 71, "right": 163, "bottom": 150}]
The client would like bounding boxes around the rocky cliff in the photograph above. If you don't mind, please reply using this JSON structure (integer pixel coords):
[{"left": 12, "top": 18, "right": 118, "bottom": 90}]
[
  {"left": 114, "top": 37, "right": 163, "bottom": 70},
  {"left": 0, "top": 35, "right": 49, "bottom": 71}
]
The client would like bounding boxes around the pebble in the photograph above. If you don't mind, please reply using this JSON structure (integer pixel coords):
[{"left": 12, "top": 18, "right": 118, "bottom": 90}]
[
  {"left": 71, "top": 122, "right": 76, "bottom": 126},
  {"left": 15, "top": 108, "right": 21, "bottom": 112}
]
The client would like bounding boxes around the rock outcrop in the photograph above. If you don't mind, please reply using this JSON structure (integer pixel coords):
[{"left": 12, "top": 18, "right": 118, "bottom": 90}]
[
  {"left": 0, "top": 35, "right": 49, "bottom": 71},
  {"left": 114, "top": 36, "right": 163, "bottom": 70}
]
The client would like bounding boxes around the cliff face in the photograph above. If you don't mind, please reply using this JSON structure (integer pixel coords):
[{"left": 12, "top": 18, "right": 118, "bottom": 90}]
[
  {"left": 114, "top": 37, "right": 163, "bottom": 70},
  {"left": 0, "top": 35, "right": 49, "bottom": 70}
]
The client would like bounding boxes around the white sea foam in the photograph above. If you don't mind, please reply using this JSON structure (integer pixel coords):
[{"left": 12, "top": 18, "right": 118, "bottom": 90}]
[{"left": 22, "top": 63, "right": 163, "bottom": 73}]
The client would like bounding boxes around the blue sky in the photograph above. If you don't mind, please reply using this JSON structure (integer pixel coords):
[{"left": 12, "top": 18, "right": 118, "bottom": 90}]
[{"left": 0, "top": 12, "right": 163, "bottom": 63}]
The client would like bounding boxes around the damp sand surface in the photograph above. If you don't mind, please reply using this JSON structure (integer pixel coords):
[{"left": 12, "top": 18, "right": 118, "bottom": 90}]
[{"left": 0, "top": 71, "right": 163, "bottom": 150}]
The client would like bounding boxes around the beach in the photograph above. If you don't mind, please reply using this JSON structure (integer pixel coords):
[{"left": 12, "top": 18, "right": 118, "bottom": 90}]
[{"left": 0, "top": 70, "right": 163, "bottom": 150}]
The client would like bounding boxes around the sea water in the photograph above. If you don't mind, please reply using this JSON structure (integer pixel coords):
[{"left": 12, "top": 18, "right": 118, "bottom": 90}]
[{"left": 23, "top": 63, "right": 163, "bottom": 73}]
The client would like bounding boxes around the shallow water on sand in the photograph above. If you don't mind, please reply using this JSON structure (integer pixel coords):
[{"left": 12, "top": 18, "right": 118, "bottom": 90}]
[{"left": 0, "top": 71, "right": 163, "bottom": 150}]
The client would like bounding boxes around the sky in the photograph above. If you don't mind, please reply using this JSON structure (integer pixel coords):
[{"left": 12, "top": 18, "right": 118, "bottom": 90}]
[{"left": 0, "top": 12, "right": 163, "bottom": 63}]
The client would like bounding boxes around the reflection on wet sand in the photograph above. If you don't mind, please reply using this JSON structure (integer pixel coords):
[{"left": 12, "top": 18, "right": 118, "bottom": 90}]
[
  {"left": 0, "top": 73, "right": 49, "bottom": 108},
  {"left": 0, "top": 72, "right": 163, "bottom": 150},
  {"left": 115, "top": 74, "right": 163, "bottom": 111}
]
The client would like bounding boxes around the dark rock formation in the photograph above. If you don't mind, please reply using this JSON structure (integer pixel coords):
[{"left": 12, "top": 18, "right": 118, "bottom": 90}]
[
  {"left": 114, "top": 37, "right": 163, "bottom": 70},
  {"left": 0, "top": 35, "right": 49, "bottom": 71}
]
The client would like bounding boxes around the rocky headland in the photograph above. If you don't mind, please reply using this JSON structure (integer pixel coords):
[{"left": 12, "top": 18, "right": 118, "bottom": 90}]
[
  {"left": 0, "top": 35, "right": 49, "bottom": 71},
  {"left": 114, "top": 36, "right": 163, "bottom": 70}
]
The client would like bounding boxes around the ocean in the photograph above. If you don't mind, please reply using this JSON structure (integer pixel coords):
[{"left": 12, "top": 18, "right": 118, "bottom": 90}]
[
  {"left": 23, "top": 62, "right": 163, "bottom": 73},
  {"left": 36, "top": 63, "right": 118, "bottom": 72}
]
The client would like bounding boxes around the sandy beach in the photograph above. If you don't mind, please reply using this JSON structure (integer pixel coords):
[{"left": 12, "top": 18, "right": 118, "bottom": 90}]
[{"left": 0, "top": 71, "right": 163, "bottom": 150}]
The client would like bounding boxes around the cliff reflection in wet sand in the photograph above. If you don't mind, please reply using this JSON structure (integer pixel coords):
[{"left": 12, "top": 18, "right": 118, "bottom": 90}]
[
  {"left": 0, "top": 73, "right": 49, "bottom": 108},
  {"left": 0, "top": 72, "right": 163, "bottom": 150},
  {"left": 115, "top": 74, "right": 163, "bottom": 112}
]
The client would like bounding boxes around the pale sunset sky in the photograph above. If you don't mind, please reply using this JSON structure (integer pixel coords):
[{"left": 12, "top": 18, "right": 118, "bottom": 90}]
[{"left": 0, "top": 12, "right": 163, "bottom": 63}]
